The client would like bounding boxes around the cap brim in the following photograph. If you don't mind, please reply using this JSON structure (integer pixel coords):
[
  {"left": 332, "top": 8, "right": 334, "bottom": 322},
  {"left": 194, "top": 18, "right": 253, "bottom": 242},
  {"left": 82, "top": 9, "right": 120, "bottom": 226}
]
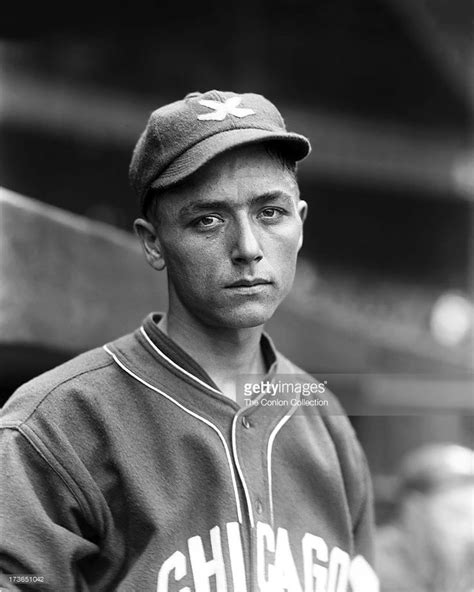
[{"left": 150, "top": 128, "right": 311, "bottom": 191}]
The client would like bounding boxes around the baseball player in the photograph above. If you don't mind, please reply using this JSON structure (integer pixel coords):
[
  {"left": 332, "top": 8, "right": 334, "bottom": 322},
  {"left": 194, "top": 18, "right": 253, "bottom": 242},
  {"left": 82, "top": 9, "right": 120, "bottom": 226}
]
[{"left": 0, "top": 90, "right": 378, "bottom": 591}]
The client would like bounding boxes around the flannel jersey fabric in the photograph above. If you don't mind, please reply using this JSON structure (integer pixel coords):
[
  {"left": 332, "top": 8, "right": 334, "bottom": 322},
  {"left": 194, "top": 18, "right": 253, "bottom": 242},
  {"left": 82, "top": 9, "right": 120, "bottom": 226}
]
[{"left": 0, "top": 313, "right": 376, "bottom": 591}]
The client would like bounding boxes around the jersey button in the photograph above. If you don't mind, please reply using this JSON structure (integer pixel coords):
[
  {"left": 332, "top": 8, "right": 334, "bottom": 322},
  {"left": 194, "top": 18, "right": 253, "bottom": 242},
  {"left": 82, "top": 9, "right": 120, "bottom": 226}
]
[
  {"left": 256, "top": 499, "right": 263, "bottom": 514},
  {"left": 242, "top": 416, "right": 251, "bottom": 429}
]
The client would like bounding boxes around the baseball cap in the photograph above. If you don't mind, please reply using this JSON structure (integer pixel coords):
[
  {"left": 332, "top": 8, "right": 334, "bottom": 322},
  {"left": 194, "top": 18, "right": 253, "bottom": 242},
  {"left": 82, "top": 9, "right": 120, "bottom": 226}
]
[
  {"left": 129, "top": 90, "right": 311, "bottom": 214},
  {"left": 398, "top": 443, "right": 474, "bottom": 496}
]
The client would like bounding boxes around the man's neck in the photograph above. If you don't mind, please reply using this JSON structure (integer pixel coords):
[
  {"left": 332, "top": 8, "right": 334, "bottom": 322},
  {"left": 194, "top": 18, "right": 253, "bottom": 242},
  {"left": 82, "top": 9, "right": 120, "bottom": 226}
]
[{"left": 158, "top": 312, "right": 267, "bottom": 401}]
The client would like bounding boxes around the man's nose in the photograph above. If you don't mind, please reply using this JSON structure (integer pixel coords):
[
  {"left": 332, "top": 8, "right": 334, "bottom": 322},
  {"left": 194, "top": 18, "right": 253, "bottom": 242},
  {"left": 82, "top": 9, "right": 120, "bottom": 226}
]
[{"left": 230, "top": 217, "right": 263, "bottom": 265}]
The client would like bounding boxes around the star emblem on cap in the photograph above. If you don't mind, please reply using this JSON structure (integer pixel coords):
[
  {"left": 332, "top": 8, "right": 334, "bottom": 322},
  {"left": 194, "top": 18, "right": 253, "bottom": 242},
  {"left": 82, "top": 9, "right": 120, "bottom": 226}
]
[{"left": 197, "top": 97, "right": 255, "bottom": 121}]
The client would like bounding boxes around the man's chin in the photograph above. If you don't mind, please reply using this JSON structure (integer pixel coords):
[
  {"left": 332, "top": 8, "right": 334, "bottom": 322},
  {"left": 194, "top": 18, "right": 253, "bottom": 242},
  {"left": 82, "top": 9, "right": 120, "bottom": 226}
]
[{"left": 211, "top": 303, "right": 278, "bottom": 329}]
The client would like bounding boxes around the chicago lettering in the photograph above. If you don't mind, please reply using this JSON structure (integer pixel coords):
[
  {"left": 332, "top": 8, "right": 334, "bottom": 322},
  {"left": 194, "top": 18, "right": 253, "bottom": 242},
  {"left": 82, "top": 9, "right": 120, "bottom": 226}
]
[{"left": 156, "top": 521, "right": 367, "bottom": 592}]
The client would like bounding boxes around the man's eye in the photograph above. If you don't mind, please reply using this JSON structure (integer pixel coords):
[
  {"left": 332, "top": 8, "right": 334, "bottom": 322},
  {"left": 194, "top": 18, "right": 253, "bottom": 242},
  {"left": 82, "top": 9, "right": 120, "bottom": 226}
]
[
  {"left": 259, "top": 207, "right": 284, "bottom": 219},
  {"left": 194, "top": 215, "right": 223, "bottom": 229}
]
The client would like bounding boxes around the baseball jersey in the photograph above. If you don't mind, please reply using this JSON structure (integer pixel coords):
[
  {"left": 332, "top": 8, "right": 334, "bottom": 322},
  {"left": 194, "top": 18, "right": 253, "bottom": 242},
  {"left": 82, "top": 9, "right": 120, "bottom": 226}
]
[{"left": 0, "top": 313, "right": 377, "bottom": 591}]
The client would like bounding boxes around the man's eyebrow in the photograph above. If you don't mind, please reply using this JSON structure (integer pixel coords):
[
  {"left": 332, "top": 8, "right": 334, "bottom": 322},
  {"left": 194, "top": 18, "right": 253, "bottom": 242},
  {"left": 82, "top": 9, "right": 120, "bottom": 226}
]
[
  {"left": 178, "top": 200, "right": 228, "bottom": 218},
  {"left": 178, "top": 191, "right": 295, "bottom": 218},
  {"left": 251, "top": 191, "right": 295, "bottom": 206}
]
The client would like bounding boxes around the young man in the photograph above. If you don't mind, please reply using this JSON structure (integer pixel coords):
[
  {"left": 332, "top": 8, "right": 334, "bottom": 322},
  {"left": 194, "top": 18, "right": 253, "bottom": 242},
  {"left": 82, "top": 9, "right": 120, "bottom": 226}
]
[{"left": 0, "top": 91, "right": 378, "bottom": 591}]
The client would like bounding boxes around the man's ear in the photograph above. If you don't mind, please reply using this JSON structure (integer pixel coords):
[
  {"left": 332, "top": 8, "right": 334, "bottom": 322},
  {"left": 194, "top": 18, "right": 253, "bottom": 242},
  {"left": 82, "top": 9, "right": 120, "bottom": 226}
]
[
  {"left": 297, "top": 200, "right": 308, "bottom": 252},
  {"left": 133, "top": 218, "right": 166, "bottom": 271}
]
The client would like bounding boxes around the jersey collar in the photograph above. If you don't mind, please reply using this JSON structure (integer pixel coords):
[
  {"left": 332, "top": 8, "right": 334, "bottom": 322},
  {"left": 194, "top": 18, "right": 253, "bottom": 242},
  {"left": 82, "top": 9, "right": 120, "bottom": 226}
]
[{"left": 140, "top": 312, "right": 278, "bottom": 392}]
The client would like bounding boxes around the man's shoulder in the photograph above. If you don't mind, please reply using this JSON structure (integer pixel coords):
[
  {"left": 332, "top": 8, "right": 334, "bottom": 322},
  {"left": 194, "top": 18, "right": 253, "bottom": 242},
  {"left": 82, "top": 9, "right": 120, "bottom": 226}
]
[{"left": 0, "top": 332, "right": 137, "bottom": 426}]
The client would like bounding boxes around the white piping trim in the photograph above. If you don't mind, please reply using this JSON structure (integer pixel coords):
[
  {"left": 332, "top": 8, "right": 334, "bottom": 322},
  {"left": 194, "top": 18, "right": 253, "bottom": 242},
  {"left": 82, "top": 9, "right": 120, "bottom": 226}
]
[
  {"left": 231, "top": 412, "right": 255, "bottom": 529},
  {"left": 103, "top": 344, "right": 243, "bottom": 524},
  {"left": 140, "top": 326, "right": 222, "bottom": 396},
  {"left": 267, "top": 406, "right": 297, "bottom": 525}
]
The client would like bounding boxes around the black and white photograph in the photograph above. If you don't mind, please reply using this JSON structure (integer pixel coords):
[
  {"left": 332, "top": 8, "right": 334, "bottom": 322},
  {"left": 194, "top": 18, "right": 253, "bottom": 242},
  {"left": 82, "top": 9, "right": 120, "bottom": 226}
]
[{"left": 0, "top": 2, "right": 473, "bottom": 591}]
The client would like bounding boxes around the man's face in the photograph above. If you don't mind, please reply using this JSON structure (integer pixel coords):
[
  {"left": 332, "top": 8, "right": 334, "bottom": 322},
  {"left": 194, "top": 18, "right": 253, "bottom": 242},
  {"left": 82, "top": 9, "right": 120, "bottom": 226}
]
[{"left": 147, "top": 145, "right": 307, "bottom": 329}]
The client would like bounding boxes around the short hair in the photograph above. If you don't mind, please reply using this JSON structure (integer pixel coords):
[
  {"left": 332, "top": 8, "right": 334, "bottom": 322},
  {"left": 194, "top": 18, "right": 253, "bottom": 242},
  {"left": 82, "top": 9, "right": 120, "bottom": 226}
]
[{"left": 144, "top": 142, "right": 298, "bottom": 226}]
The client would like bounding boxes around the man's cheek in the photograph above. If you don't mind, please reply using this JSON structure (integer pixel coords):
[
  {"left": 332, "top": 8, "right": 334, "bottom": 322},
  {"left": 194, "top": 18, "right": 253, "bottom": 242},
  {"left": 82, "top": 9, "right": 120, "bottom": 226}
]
[
  {"left": 271, "top": 240, "right": 300, "bottom": 270},
  {"left": 270, "top": 225, "right": 302, "bottom": 251},
  {"left": 169, "top": 248, "right": 207, "bottom": 272}
]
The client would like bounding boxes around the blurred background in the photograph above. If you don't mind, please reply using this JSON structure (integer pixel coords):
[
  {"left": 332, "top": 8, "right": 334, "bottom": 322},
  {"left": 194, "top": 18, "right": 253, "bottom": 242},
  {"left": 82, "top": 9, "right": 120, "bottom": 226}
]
[{"left": 1, "top": 0, "right": 473, "bottom": 528}]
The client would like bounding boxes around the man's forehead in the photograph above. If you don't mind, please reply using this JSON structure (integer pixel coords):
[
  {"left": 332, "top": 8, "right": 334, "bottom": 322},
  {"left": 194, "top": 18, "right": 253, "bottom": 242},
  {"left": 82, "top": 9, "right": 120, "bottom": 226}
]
[
  {"left": 202, "top": 143, "right": 291, "bottom": 174},
  {"left": 152, "top": 143, "right": 300, "bottom": 220},
  {"left": 179, "top": 145, "right": 298, "bottom": 195}
]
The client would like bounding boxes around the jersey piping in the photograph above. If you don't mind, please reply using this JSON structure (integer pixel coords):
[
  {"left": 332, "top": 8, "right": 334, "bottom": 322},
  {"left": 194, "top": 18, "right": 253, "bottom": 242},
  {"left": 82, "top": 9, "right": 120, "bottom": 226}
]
[
  {"left": 266, "top": 404, "right": 298, "bottom": 525},
  {"left": 231, "top": 410, "right": 256, "bottom": 529},
  {"left": 139, "top": 326, "right": 223, "bottom": 396},
  {"left": 107, "top": 315, "right": 328, "bottom": 539},
  {"left": 103, "top": 344, "right": 244, "bottom": 524}
]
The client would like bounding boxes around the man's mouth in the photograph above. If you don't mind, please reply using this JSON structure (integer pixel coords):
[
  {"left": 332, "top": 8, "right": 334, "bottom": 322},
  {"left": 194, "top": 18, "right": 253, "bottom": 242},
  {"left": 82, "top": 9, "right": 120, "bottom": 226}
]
[{"left": 225, "top": 278, "right": 272, "bottom": 288}]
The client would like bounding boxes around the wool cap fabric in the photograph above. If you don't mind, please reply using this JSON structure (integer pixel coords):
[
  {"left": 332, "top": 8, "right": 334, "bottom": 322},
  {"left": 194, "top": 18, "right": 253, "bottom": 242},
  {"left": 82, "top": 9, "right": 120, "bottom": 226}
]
[{"left": 129, "top": 90, "right": 311, "bottom": 213}]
